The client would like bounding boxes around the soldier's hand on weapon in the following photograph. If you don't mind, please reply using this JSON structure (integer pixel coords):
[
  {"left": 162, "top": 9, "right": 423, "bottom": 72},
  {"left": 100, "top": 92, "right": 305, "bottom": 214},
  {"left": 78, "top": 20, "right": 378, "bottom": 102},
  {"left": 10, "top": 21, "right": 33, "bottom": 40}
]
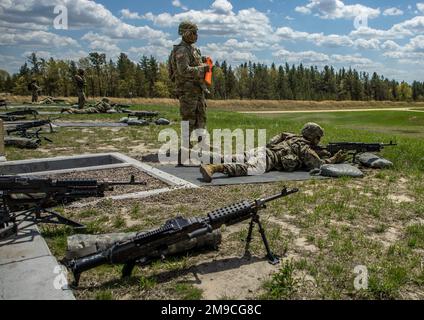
[{"left": 332, "top": 150, "right": 348, "bottom": 163}]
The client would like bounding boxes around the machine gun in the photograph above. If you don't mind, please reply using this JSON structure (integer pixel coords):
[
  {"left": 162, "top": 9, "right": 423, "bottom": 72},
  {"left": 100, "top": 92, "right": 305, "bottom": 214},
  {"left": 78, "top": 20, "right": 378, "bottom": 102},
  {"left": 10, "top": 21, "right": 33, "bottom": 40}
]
[
  {"left": 0, "top": 175, "right": 146, "bottom": 240},
  {"left": 63, "top": 187, "right": 299, "bottom": 286},
  {"left": 323, "top": 141, "right": 397, "bottom": 161},
  {"left": 124, "top": 110, "right": 160, "bottom": 120},
  {"left": 0, "top": 108, "right": 39, "bottom": 121},
  {"left": 6, "top": 119, "right": 55, "bottom": 142}
]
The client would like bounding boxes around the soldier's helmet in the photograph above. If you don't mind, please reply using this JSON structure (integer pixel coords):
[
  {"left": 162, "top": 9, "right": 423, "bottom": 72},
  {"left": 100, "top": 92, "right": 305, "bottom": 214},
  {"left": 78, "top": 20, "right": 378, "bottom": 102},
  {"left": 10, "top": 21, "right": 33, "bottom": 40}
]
[
  {"left": 178, "top": 21, "right": 198, "bottom": 35},
  {"left": 101, "top": 97, "right": 110, "bottom": 103},
  {"left": 77, "top": 68, "right": 85, "bottom": 75},
  {"left": 301, "top": 122, "right": 324, "bottom": 141}
]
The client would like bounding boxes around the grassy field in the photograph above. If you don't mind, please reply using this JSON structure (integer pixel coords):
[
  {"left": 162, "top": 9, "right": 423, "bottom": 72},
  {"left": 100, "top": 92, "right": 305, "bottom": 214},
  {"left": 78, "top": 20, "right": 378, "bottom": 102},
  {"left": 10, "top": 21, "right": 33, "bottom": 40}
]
[
  {"left": 3, "top": 95, "right": 424, "bottom": 111},
  {"left": 3, "top": 102, "right": 424, "bottom": 300}
]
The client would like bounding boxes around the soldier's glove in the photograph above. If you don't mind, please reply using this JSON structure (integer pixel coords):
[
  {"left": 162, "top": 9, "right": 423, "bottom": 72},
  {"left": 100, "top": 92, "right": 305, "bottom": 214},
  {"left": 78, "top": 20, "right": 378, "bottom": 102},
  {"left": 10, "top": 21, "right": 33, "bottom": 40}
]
[
  {"left": 331, "top": 150, "right": 348, "bottom": 164},
  {"left": 200, "top": 64, "right": 210, "bottom": 73}
]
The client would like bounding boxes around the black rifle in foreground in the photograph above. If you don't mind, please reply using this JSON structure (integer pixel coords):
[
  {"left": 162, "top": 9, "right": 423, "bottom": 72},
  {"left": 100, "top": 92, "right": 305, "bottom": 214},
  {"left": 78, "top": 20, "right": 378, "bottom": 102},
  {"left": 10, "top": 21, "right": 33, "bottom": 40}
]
[
  {"left": 6, "top": 119, "right": 55, "bottom": 142},
  {"left": 0, "top": 175, "right": 146, "bottom": 240},
  {"left": 323, "top": 141, "right": 397, "bottom": 160},
  {"left": 63, "top": 187, "right": 299, "bottom": 286}
]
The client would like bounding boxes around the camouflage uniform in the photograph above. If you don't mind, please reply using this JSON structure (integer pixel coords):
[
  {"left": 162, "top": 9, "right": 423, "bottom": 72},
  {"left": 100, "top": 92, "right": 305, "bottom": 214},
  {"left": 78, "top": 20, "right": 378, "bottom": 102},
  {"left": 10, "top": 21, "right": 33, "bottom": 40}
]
[
  {"left": 62, "top": 98, "right": 112, "bottom": 114},
  {"left": 29, "top": 81, "right": 40, "bottom": 103},
  {"left": 169, "top": 22, "right": 209, "bottom": 138},
  {"left": 74, "top": 71, "right": 86, "bottom": 109},
  {"left": 222, "top": 133, "right": 331, "bottom": 177}
]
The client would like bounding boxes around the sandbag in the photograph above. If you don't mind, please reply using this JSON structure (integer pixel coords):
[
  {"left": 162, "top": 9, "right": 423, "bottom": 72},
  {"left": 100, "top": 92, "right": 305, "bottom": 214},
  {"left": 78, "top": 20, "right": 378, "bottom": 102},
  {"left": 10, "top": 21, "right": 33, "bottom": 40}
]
[
  {"left": 311, "top": 164, "right": 364, "bottom": 178},
  {"left": 155, "top": 118, "right": 171, "bottom": 125},
  {"left": 127, "top": 119, "right": 149, "bottom": 126},
  {"left": 357, "top": 152, "right": 393, "bottom": 169},
  {"left": 66, "top": 230, "right": 222, "bottom": 259}
]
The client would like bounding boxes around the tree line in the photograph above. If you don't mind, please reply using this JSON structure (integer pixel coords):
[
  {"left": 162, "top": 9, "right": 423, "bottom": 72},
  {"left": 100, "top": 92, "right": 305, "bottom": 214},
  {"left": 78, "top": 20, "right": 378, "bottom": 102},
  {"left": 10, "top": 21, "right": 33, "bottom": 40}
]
[{"left": 1, "top": 52, "right": 423, "bottom": 102}]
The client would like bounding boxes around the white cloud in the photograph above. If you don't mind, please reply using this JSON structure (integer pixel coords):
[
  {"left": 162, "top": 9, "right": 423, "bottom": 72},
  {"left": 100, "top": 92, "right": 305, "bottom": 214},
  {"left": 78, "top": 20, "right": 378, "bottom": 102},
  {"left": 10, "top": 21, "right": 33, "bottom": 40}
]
[
  {"left": 350, "top": 16, "right": 424, "bottom": 40},
  {"left": 275, "top": 27, "right": 380, "bottom": 50},
  {"left": 273, "top": 49, "right": 330, "bottom": 64},
  {"left": 81, "top": 32, "right": 121, "bottom": 57},
  {"left": 211, "top": 0, "right": 233, "bottom": 14},
  {"left": 0, "top": 0, "right": 168, "bottom": 41},
  {"left": 172, "top": 0, "right": 188, "bottom": 11},
  {"left": 141, "top": 1, "right": 275, "bottom": 42},
  {"left": 417, "top": 3, "right": 424, "bottom": 13},
  {"left": 295, "top": 0, "right": 380, "bottom": 20},
  {"left": 120, "top": 8, "right": 143, "bottom": 20},
  {"left": 383, "top": 8, "right": 404, "bottom": 16},
  {"left": 0, "top": 28, "right": 78, "bottom": 47}
]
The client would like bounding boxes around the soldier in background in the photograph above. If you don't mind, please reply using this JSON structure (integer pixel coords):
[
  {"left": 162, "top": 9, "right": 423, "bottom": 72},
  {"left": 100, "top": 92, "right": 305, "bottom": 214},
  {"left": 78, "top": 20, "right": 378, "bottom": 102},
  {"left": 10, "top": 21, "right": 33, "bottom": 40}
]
[
  {"left": 61, "top": 98, "right": 112, "bottom": 114},
  {"left": 168, "top": 21, "right": 211, "bottom": 144},
  {"left": 74, "top": 69, "right": 86, "bottom": 109},
  {"left": 200, "top": 123, "right": 347, "bottom": 182},
  {"left": 28, "top": 79, "right": 41, "bottom": 103}
]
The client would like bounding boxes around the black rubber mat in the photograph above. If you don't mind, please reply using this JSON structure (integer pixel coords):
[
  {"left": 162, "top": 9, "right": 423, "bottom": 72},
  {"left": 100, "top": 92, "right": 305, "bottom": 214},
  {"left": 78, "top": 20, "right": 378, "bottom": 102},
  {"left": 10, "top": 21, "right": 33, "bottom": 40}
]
[{"left": 156, "top": 164, "right": 326, "bottom": 186}]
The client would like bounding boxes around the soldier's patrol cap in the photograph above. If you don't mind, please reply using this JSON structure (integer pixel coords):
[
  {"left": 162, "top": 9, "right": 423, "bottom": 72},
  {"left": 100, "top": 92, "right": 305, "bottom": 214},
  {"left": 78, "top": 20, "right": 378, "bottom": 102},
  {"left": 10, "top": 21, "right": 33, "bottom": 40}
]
[{"left": 178, "top": 21, "right": 198, "bottom": 35}]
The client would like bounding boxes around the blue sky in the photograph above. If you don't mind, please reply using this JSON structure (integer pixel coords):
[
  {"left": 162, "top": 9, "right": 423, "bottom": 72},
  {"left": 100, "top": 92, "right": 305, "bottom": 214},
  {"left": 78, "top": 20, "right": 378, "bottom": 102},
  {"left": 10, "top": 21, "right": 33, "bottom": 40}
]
[{"left": 1, "top": 0, "right": 424, "bottom": 82}]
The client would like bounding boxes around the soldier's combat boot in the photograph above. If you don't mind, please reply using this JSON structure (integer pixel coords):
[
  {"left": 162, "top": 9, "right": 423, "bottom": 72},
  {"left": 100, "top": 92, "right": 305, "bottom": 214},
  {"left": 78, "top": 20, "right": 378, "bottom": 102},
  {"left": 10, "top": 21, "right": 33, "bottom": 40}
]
[{"left": 200, "top": 164, "right": 224, "bottom": 183}]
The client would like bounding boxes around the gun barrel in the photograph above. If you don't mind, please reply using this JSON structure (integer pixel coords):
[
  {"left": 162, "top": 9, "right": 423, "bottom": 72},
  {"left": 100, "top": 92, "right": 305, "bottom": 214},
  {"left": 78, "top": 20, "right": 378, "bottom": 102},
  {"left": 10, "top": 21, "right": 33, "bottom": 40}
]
[
  {"left": 260, "top": 188, "right": 299, "bottom": 204},
  {"left": 103, "top": 175, "right": 146, "bottom": 186}
]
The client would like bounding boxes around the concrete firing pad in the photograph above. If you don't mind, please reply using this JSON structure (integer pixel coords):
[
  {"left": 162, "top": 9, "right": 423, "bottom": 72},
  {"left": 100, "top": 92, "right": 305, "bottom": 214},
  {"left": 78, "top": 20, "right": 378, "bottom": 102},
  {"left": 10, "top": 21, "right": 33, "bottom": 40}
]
[
  {"left": 155, "top": 164, "right": 326, "bottom": 186},
  {"left": 0, "top": 223, "right": 75, "bottom": 300},
  {"left": 55, "top": 122, "right": 127, "bottom": 127}
]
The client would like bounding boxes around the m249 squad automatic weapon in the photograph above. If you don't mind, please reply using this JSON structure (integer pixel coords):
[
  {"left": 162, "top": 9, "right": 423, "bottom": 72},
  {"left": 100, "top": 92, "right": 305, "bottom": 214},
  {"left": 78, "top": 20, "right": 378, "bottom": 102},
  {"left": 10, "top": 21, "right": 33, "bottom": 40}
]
[
  {"left": 0, "top": 175, "right": 146, "bottom": 240},
  {"left": 6, "top": 119, "right": 55, "bottom": 142},
  {"left": 0, "top": 108, "right": 39, "bottom": 122},
  {"left": 63, "top": 187, "right": 299, "bottom": 286},
  {"left": 322, "top": 141, "right": 397, "bottom": 160}
]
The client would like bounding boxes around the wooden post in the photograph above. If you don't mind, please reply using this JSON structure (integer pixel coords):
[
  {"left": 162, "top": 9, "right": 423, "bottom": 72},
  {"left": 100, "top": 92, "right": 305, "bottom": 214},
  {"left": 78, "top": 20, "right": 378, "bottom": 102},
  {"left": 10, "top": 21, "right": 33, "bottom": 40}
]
[{"left": 0, "top": 119, "right": 5, "bottom": 162}]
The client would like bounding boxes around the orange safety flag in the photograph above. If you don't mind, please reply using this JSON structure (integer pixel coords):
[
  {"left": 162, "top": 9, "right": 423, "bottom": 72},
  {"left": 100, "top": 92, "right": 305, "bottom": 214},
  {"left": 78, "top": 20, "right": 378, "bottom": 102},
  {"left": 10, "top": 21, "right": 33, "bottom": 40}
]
[{"left": 204, "top": 57, "right": 213, "bottom": 86}]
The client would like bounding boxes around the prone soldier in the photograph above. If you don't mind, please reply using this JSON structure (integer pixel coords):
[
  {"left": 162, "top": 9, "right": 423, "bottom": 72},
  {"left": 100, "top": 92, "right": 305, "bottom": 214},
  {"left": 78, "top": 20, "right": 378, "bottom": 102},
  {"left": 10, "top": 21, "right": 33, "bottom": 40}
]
[{"left": 200, "top": 123, "right": 347, "bottom": 182}]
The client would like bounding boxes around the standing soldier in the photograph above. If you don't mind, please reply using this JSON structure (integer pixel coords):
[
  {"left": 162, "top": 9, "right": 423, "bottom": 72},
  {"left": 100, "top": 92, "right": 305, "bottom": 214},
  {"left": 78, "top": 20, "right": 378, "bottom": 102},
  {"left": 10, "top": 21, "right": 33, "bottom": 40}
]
[
  {"left": 168, "top": 21, "right": 211, "bottom": 145},
  {"left": 28, "top": 79, "right": 41, "bottom": 103},
  {"left": 74, "top": 69, "right": 86, "bottom": 109}
]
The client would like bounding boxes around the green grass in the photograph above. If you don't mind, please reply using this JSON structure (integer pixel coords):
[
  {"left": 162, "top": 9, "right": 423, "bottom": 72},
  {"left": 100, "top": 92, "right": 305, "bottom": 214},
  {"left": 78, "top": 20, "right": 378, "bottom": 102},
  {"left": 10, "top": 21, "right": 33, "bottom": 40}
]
[
  {"left": 405, "top": 224, "right": 424, "bottom": 249},
  {"left": 262, "top": 260, "right": 298, "bottom": 300},
  {"left": 173, "top": 283, "right": 203, "bottom": 300},
  {"left": 14, "top": 103, "right": 424, "bottom": 300}
]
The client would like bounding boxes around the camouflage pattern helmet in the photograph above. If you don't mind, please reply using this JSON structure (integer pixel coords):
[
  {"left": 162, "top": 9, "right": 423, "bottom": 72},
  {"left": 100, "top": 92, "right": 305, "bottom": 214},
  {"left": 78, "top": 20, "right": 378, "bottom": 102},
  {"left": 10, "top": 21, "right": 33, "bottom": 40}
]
[
  {"left": 178, "top": 21, "right": 198, "bottom": 35},
  {"left": 77, "top": 68, "right": 85, "bottom": 75},
  {"left": 101, "top": 97, "right": 110, "bottom": 103},
  {"left": 301, "top": 122, "right": 324, "bottom": 141}
]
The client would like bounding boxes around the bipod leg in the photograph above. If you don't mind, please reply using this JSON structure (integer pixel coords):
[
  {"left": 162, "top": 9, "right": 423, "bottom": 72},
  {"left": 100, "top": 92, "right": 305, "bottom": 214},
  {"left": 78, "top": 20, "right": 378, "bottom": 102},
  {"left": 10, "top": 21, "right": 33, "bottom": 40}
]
[
  {"left": 122, "top": 261, "right": 136, "bottom": 278},
  {"left": 243, "top": 217, "right": 255, "bottom": 258},
  {"left": 255, "top": 216, "right": 280, "bottom": 265},
  {"left": 38, "top": 209, "right": 85, "bottom": 229}
]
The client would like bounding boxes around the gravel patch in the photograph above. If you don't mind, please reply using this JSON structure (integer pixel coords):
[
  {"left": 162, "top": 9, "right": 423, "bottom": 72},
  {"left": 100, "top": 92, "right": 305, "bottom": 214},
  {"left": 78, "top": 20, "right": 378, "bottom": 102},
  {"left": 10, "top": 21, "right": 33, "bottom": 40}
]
[{"left": 46, "top": 166, "right": 169, "bottom": 196}]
